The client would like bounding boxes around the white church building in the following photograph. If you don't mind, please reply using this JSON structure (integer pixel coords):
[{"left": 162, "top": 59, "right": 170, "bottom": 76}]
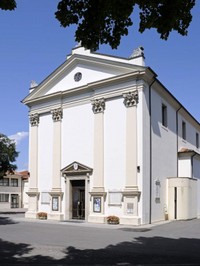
[{"left": 22, "top": 45, "right": 200, "bottom": 225}]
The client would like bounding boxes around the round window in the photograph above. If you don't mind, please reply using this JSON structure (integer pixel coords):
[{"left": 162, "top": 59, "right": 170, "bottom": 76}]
[{"left": 74, "top": 72, "right": 82, "bottom": 82}]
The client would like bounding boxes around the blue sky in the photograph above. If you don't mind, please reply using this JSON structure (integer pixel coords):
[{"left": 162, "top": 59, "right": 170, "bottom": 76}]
[{"left": 0, "top": 1, "right": 199, "bottom": 171}]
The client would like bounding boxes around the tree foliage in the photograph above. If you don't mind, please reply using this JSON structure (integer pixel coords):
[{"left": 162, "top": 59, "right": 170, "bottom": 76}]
[
  {"left": 55, "top": 0, "right": 196, "bottom": 50},
  {"left": 0, "top": 0, "right": 16, "bottom": 10},
  {"left": 0, "top": 133, "right": 19, "bottom": 177},
  {"left": 0, "top": 0, "right": 196, "bottom": 50}
]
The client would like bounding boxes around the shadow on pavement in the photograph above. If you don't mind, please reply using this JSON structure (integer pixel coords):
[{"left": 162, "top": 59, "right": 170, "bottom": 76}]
[
  {"left": 119, "top": 227, "right": 151, "bottom": 232},
  {"left": 0, "top": 236, "right": 200, "bottom": 265},
  {"left": 0, "top": 216, "right": 18, "bottom": 225}
]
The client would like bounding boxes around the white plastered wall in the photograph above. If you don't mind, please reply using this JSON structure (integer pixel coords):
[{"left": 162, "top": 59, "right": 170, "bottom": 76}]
[
  {"left": 61, "top": 103, "right": 94, "bottom": 216},
  {"left": 193, "top": 156, "right": 200, "bottom": 216},
  {"left": 177, "top": 113, "right": 200, "bottom": 219},
  {"left": 168, "top": 177, "right": 197, "bottom": 220},
  {"left": 138, "top": 85, "right": 151, "bottom": 224},
  {"left": 61, "top": 103, "right": 93, "bottom": 168},
  {"left": 178, "top": 157, "right": 191, "bottom": 177},
  {"left": 104, "top": 98, "right": 126, "bottom": 217},
  {"left": 151, "top": 88, "right": 177, "bottom": 222},
  {"left": 38, "top": 113, "right": 53, "bottom": 213},
  {"left": 44, "top": 64, "right": 116, "bottom": 96},
  {"left": 177, "top": 113, "right": 200, "bottom": 153}
]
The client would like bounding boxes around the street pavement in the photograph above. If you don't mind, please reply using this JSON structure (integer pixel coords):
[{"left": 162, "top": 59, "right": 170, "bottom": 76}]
[{"left": 0, "top": 213, "right": 200, "bottom": 265}]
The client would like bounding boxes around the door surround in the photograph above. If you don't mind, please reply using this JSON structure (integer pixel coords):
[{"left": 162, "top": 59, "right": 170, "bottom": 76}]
[{"left": 61, "top": 161, "right": 93, "bottom": 221}]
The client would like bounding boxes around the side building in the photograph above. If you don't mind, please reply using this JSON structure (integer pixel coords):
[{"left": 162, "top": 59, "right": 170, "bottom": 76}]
[
  {"left": 0, "top": 171, "right": 29, "bottom": 210},
  {"left": 22, "top": 46, "right": 200, "bottom": 225}
]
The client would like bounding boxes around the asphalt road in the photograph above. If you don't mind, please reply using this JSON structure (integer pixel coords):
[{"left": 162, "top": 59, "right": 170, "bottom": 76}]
[{"left": 0, "top": 214, "right": 200, "bottom": 265}]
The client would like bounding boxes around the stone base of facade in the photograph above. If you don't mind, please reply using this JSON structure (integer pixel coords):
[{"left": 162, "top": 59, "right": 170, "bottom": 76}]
[
  {"left": 120, "top": 216, "right": 141, "bottom": 225},
  {"left": 48, "top": 213, "right": 64, "bottom": 221},
  {"left": 88, "top": 215, "right": 106, "bottom": 224},
  {"left": 25, "top": 211, "right": 38, "bottom": 219}
]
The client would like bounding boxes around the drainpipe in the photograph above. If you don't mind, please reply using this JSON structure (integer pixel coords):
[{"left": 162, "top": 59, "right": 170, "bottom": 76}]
[
  {"left": 21, "top": 176, "right": 23, "bottom": 208},
  {"left": 149, "top": 78, "right": 156, "bottom": 224},
  {"left": 176, "top": 107, "right": 182, "bottom": 177}
]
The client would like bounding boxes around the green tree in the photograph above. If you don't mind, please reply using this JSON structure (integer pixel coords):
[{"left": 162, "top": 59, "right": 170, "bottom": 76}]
[
  {"left": 0, "top": 0, "right": 16, "bottom": 10},
  {"left": 1, "top": 1, "right": 196, "bottom": 50},
  {"left": 0, "top": 133, "right": 19, "bottom": 177}
]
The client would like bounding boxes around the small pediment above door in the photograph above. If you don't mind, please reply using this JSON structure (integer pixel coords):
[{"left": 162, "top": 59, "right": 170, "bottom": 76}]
[{"left": 61, "top": 161, "right": 93, "bottom": 176}]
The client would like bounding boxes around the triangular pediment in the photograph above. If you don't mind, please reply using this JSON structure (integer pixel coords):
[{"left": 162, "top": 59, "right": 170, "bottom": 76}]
[
  {"left": 23, "top": 48, "right": 145, "bottom": 104},
  {"left": 61, "top": 161, "right": 93, "bottom": 176}
]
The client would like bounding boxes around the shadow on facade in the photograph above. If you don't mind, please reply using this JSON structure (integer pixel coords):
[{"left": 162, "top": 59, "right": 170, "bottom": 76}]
[{"left": 1, "top": 236, "right": 200, "bottom": 265}]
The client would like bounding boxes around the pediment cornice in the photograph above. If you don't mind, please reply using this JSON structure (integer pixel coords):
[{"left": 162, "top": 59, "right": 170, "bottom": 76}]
[
  {"left": 22, "top": 53, "right": 147, "bottom": 105},
  {"left": 61, "top": 161, "right": 93, "bottom": 176},
  {"left": 22, "top": 69, "right": 153, "bottom": 108}
]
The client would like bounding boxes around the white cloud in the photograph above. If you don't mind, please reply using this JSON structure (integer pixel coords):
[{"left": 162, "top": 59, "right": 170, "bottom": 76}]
[{"left": 9, "top": 131, "right": 29, "bottom": 145}]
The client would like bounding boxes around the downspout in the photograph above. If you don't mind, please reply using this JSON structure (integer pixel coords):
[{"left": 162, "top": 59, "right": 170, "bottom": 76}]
[
  {"left": 176, "top": 107, "right": 182, "bottom": 177},
  {"left": 21, "top": 176, "right": 23, "bottom": 208},
  {"left": 149, "top": 78, "right": 156, "bottom": 224}
]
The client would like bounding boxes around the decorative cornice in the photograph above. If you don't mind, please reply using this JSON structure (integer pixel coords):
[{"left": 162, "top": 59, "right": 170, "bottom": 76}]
[
  {"left": 61, "top": 161, "right": 93, "bottom": 176},
  {"left": 51, "top": 108, "right": 63, "bottom": 122},
  {"left": 91, "top": 98, "right": 105, "bottom": 114},
  {"left": 29, "top": 113, "right": 39, "bottom": 126},
  {"left": 123, "top": 91, "right": 139, "bottom": 107}
]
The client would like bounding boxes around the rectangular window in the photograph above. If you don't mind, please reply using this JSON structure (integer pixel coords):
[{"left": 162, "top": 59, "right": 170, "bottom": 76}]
[
  {"left": 10, "top": 178, "right": 18, "bottom": 187},
  {"left": 0, "top": 194, "right": 9, "bottom": 202},
  {"left": 196, "top": 132, "right": 199, "bottom": 148},
  {"left": 182, "top": 121, "right": 186, "bottom": 140},
  {"left": 0, "top": 178, "right": 9, "bottom": 186},
  {"left": 162, "top": 104, "right": 167, "bottom": 127}
]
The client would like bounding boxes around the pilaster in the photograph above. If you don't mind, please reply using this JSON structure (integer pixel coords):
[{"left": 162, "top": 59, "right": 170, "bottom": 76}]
[
  {"left": 121, "top": 91, "right": 141, "bottom": 225},
  {"left": 49, "top": 108, "right": 64, "bottom": 220},
  {"left": 25, "top": 113, "right": 39, "bottom": 219},
  {"left": 123, "top": 91, "right": 138, "bottom": 189},
  {"left": 88, "top": 99, "right": 106, "bottom": 223},
  {"left": 91, "top": 99, "right": 105, "bottom": 192}
]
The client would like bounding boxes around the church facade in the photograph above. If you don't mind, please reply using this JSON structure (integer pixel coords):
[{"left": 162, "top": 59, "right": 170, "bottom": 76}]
[{"left": 22, "top": 46, "right": 200, "bottom": 225}]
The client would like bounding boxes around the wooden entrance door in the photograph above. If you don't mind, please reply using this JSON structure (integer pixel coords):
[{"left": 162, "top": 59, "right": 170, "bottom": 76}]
[{"left": 72, "top": 180, "right": 85, "bottom": 219}]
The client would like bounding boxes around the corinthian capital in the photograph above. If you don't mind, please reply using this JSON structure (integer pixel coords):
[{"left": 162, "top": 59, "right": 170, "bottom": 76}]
[
  {"left": 91, "top": 98, "right": 105, "bottom": 114},
  {"left": 123, "top": 91, "right": 139, "bottom": 107},
  {"left": 51, "top": 108, "right": 63, "bottom": 122},
  {"left": 29, "top": 113, "right": 39, "bottom": 127}
]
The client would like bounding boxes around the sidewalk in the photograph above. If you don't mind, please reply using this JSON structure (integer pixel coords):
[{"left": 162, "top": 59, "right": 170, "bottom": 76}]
[
  {"left": 0, "top": 210, "right": 172, "bottom": 230},
  {"left": 0, "top": 208, "right": 27, "bottom": 214}
]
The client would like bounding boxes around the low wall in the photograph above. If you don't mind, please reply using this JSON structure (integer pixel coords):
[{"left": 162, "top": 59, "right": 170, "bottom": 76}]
[{"left": 168, "top": 177, "right": 197, "bottom": 220}]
